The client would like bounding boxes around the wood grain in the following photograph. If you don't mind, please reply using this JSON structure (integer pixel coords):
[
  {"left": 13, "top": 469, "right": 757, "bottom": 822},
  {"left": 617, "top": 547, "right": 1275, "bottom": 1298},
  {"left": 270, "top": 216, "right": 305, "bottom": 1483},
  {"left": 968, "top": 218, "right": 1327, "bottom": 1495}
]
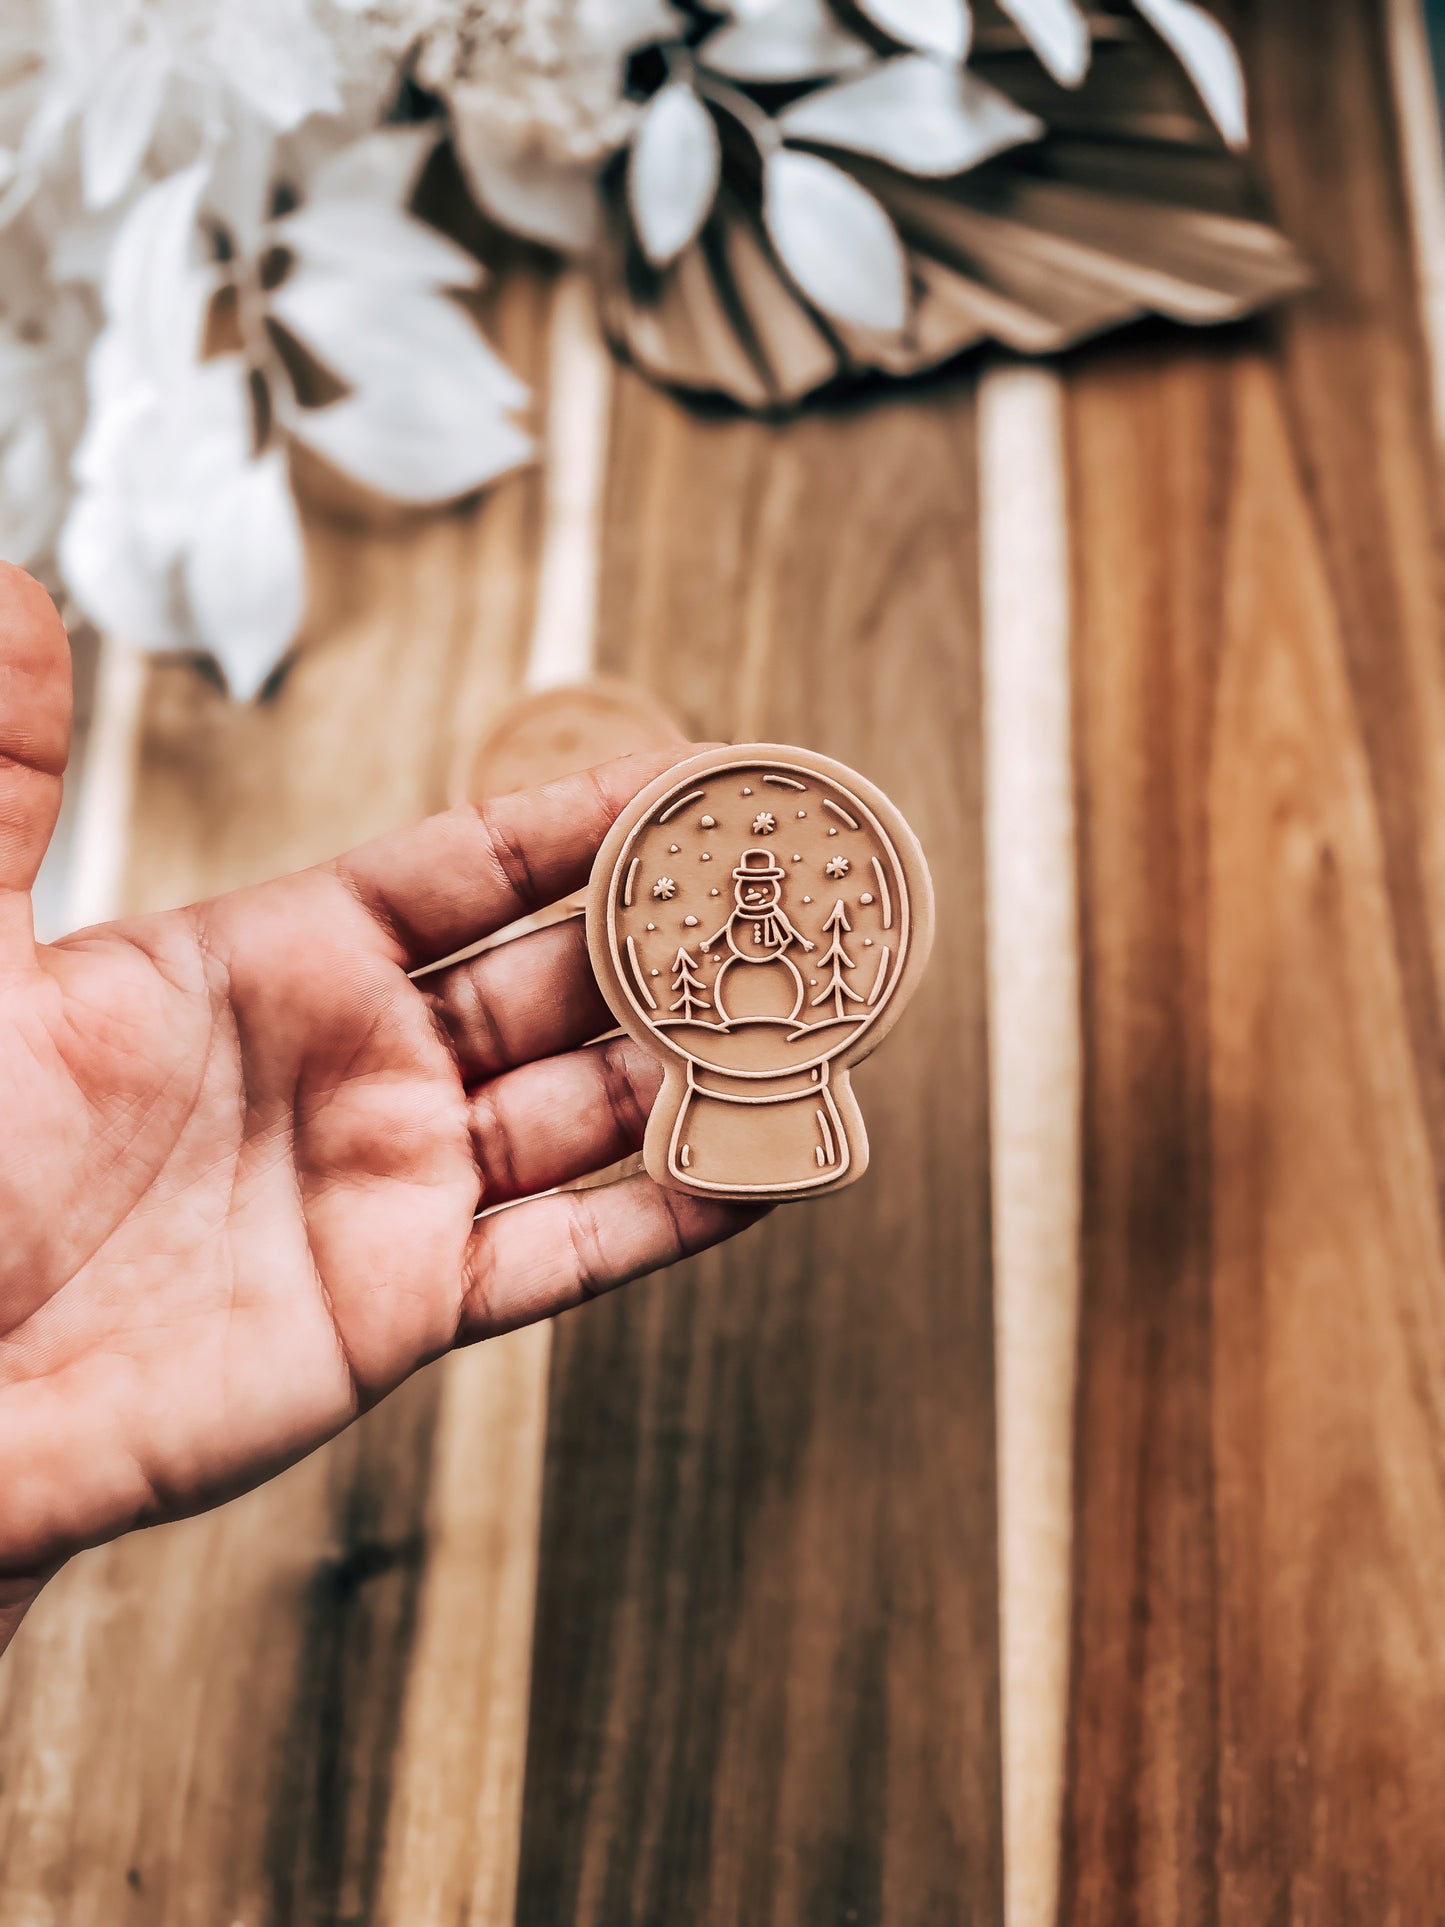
[
  {"left": 514, "top": 373, "right": 1002, "bottom": 1924},
  {"left": 0, "top": 266, "right": 556, "bottom": 1927},
  {"left": 6, "top": 1, "right": 1442, "bottom": 1913},
  {"left": 1061, "top": 0, "right": 1445, "bottom": 1915},
  {"left": 1389, "top": 0, "right": 1445, "bottom": 444},
  {"left": 978, "top": 365, "right": 1080, "bottom": 1927},
  {"left": 372, "top": 1326, "right": 552, "bottom": 1927}
]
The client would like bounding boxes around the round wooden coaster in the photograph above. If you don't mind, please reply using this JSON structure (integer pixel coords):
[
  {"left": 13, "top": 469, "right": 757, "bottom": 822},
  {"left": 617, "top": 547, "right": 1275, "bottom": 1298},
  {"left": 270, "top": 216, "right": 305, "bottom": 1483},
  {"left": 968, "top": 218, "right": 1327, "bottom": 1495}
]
[
  {"left": 460, "top": 679, "right": 687, "bottom": 805},
  {"left": 587, "top": 744, "right": 934, "bottom": 1202}
]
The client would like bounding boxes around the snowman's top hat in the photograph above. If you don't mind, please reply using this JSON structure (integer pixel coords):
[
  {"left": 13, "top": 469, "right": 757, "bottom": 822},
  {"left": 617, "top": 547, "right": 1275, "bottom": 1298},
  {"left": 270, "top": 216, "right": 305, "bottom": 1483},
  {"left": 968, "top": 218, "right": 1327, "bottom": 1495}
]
[{"left": 733, "top": 847, "right": 786, "bottom": 882}]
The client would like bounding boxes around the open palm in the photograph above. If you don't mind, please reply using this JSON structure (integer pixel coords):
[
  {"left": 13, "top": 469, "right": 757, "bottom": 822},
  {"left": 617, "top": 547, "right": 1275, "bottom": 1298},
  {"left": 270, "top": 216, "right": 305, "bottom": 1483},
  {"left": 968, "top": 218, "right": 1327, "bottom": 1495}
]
[{"left": 0, "top": 568, "right": 761, "bottom": 1648}]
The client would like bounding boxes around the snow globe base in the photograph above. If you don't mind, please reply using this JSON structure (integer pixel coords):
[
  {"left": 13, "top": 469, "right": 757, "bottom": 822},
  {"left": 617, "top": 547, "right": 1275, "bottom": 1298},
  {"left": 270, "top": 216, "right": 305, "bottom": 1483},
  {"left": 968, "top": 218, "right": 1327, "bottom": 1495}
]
[{"left": 662, "top": 1062, "right": 863, "bottom": 1197}]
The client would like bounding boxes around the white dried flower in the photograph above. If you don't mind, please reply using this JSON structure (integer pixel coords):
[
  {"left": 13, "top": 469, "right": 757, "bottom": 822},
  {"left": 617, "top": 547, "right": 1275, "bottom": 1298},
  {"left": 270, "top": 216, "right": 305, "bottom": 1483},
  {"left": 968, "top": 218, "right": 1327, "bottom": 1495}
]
[
  {"left": 329, "top": 0, "right": 448, "bottom": 62},
  {"left": 60, "top": 130, "right": 532, "bottom": 697},
  {"left": 425, "top": 0, "right": 678, "bottom": 250},
  {"left": 417, "top": 0, "right": 656, "bottom": 166},
  {"left": 0, "top": 228, "right": 95, "bottom": 578},
  {"left": 0, "top": 0, "right": 383, "bottom": 222}
]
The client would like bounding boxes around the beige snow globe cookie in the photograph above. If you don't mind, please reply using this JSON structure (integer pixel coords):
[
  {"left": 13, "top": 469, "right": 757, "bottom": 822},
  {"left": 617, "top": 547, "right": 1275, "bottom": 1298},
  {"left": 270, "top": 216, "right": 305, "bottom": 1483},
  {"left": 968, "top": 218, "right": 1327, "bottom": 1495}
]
[{"left": 587, "top": 744, "right": 934, "bottom": 1200}]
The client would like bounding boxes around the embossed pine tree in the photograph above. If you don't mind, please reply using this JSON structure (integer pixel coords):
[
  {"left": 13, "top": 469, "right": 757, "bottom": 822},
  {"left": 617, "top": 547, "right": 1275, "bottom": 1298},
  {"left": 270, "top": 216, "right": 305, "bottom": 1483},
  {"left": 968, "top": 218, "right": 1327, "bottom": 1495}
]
[
  {"left": 811, "top": 900, "right": 863, "bottom": 1020},
  {"left": 670, "top": 946, "right": 711, "bottom": 1021}
]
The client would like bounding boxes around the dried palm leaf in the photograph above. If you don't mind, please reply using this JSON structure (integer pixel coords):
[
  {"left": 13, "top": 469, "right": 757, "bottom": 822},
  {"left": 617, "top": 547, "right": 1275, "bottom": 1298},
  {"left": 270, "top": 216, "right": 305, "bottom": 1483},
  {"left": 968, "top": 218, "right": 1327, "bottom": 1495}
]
[{"left": 588, "top": 0, "right": 1304, "bottom": 407}]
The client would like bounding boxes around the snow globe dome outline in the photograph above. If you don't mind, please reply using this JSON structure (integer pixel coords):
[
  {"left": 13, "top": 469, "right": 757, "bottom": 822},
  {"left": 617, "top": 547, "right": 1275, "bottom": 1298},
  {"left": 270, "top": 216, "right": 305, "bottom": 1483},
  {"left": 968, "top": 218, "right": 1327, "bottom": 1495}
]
[{"left": 599, "top": 754, "right": 913, "bottom": 1082}]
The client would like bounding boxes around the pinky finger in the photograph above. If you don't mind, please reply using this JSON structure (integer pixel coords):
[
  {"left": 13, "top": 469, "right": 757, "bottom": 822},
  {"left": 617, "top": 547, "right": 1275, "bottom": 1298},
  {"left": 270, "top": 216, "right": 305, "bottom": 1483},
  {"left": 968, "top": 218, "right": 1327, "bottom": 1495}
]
[{"left": 457, "top": 1173, "right": 769, "bottom": 1343}]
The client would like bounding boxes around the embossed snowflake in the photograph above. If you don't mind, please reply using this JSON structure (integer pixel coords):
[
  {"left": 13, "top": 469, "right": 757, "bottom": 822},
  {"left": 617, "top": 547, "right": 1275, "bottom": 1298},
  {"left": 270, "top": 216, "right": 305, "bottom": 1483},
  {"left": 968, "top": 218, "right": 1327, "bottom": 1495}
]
[
  {"left": 824, "top": 855, "right": 851, "bottom": 880},
  {"left": 751, "top": 811, "right": 777, "bottom": 835},
  {"left": 652, "top": 876, "right": 677, "bottom": 900}
]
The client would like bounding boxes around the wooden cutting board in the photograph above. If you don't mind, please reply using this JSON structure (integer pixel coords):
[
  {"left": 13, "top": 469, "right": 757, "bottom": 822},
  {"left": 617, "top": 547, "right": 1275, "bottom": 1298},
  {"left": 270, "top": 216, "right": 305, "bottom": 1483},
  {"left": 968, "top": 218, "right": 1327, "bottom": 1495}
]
[{"left": 3, "top": 2, "right": 1445, "bottom": 1920}]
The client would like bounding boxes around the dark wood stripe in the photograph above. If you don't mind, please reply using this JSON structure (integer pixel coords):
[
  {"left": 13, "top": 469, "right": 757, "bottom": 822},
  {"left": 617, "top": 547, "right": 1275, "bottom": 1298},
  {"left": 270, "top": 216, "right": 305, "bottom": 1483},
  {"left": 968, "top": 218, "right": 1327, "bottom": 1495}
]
[
  {"left": 1062, "top": 1, "right": 1445, "bottom": 1915},
  {"left": 1061, "top": 332, "right": 1227, "bottom": 1925},
  {"left": 264, "top": 1377, "right": 439, "bottom": 1927},
  {"left": 516, "top": 376, "right": 1002, "bottom": 1924}
]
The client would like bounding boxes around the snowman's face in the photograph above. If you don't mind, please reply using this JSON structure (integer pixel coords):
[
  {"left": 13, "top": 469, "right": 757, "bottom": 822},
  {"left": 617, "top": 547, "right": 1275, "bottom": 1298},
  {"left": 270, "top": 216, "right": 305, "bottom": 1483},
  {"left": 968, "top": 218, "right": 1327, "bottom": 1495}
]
[{"left": 740, "top": 877, "right": 779, "bottom": 910}]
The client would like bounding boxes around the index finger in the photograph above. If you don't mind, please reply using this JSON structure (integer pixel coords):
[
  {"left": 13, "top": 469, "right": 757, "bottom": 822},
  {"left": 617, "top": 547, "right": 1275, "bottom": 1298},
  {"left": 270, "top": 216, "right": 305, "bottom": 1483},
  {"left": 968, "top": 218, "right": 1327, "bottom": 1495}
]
[{"left": 326, "top": 745, "right": 704, "bottom": 970}]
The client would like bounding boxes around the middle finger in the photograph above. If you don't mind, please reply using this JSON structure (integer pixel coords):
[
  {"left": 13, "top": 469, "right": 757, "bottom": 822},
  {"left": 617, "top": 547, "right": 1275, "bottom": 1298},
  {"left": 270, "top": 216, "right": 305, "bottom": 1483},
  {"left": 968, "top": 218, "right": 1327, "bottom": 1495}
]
[
  {"left": 468, "top": 1033, "right": 663, "bottom": 1207},
  {"left": 420, "top": 913, "right": 613, "bottom": 1087}
]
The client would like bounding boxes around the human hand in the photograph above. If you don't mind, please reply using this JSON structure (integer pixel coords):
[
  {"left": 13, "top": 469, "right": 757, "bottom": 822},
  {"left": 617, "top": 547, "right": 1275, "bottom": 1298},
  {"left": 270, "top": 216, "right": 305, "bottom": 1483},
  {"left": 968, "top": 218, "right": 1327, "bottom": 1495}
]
[{"left": 0, "top": 567, "right": 764, "bottom": 1648}]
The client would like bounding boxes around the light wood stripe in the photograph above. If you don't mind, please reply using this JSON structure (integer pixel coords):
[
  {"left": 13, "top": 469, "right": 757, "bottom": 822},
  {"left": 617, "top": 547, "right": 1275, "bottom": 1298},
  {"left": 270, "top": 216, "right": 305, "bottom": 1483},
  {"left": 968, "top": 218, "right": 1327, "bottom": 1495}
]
[
  {"left": 1389, "top": 0, "right": 1445, "bottom": 442},
  {"left": 373, "top": 1327, "right": 552, "bottom": 1926},
  {"left": 377, "top": 270, "right": 612, "bottom": 1926},
  {"left": 524, "top": 268, "right": 614, "bottom": 693},
  {"left": 64, "top": 635, "right": 145, "bottom": 930},
  {"left": 979, "top": 364, "right": 1080, "bottom": 1927}
]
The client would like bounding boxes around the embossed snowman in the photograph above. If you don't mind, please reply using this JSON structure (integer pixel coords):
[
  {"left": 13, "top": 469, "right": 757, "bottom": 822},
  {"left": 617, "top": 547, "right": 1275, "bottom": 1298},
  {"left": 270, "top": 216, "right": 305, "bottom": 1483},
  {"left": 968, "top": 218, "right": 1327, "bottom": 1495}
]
[{"left": 702, "top": 847, "right": 816, "bottom": 1024}]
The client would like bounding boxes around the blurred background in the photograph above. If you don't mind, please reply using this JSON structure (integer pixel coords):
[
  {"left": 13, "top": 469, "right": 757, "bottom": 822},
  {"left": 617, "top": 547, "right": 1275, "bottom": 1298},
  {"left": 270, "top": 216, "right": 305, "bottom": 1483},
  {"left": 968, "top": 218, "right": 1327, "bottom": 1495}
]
[{"left": 4, "top": 2, "right": 1445, "bottom": 1922}]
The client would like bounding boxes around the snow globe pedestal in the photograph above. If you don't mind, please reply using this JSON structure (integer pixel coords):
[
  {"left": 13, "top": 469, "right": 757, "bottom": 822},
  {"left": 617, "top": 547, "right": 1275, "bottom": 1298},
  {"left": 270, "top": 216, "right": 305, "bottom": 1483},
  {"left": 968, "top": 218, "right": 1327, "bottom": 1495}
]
[{"left": 667, "top": 1061, "right": 861, "bottom": 1195}]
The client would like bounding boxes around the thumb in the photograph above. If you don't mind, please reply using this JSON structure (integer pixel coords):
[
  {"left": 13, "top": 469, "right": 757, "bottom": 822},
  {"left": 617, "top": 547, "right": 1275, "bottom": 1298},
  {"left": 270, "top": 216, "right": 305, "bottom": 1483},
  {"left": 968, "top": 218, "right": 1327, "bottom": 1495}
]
[{"left": 0, "top": 565, "right": 72, "bottom": 943}]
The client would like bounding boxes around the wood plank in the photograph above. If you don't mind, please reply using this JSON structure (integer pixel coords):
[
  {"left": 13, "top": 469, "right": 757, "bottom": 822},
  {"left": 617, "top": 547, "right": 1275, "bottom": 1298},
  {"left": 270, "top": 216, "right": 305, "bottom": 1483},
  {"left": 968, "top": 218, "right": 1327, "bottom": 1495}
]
[
  {"left": 0, "top": 266, "right": 556, "bottom": 1927},
  {"left": 372, "top": 1325, "right": 552, "bottom": 1927},
  {"left": 374, "top": 271, "right": 616, "bottom": 1927},
  {"left": 1062, "top": 1, "right": 1445, "bottom": 1913},
  {"left": 1388, "top": 0, "right": 1445, "bottom": 444},
  {"left": 515, "top": 372, "right": 1002, "bottom": 1923},
  {"left": 978, "top": 366, "right": 1080, "bottom": 1927}
]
